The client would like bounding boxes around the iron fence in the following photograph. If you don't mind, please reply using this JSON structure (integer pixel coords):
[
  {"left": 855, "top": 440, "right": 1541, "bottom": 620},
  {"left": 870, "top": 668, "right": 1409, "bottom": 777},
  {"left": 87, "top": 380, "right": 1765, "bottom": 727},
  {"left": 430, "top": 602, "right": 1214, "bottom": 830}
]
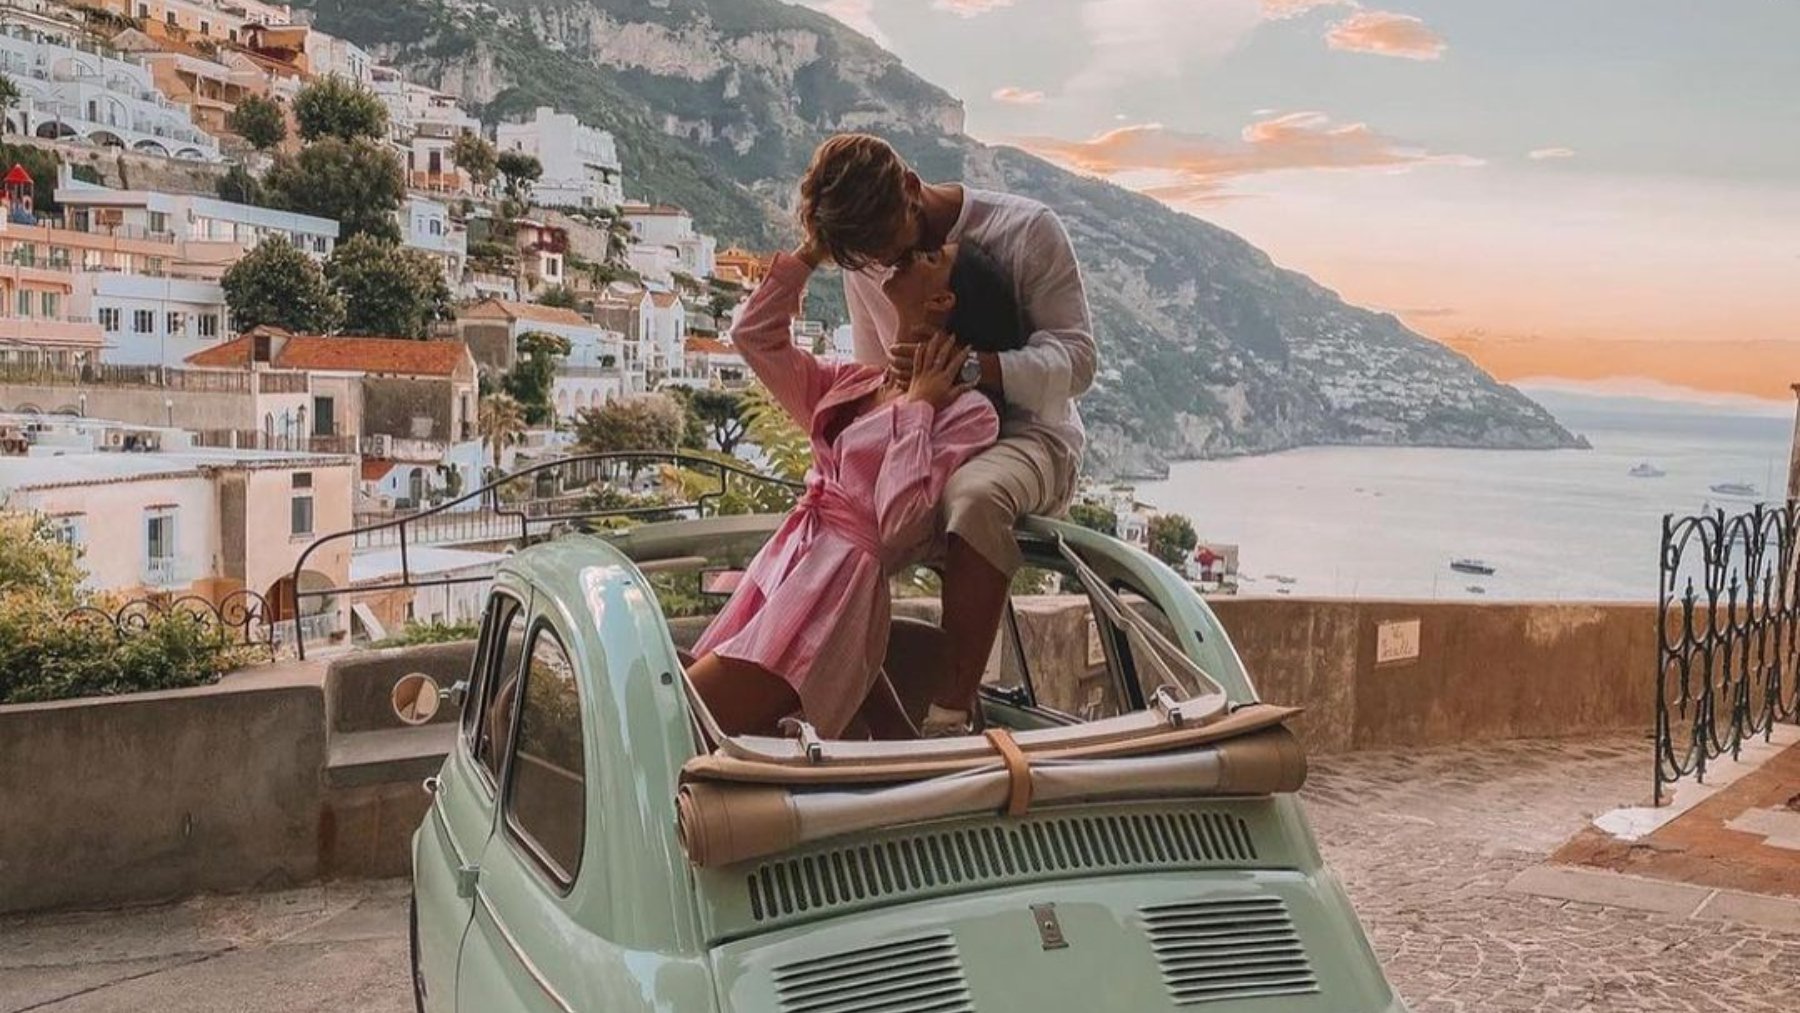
[
  {"left": 289, "top": 451, "right": 803, "bottom": 659},
  {"left": 1655, "top": 501, "right": 1800, "bottom": 804},
  {"left": 61, "top": 589, "right": 277, "bottom": 660}
]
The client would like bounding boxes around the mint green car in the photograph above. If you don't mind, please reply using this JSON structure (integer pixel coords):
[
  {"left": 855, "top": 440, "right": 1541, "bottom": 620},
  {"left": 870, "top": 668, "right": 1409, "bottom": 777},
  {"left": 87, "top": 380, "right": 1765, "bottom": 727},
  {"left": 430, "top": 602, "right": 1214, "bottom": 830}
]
[{"left": 401, "top": 515, "right": 1406, "bottom": 1012}]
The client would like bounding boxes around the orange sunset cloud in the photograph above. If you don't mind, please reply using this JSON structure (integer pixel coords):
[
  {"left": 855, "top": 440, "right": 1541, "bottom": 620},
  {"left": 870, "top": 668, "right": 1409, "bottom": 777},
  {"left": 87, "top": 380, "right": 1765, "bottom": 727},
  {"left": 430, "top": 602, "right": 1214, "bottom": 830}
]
[
  {"left": 992, "top": 86, "right": 1046, "bottom": 104},
  {"left": 1013, "top": 113, "right": 1479, "bottom": 201},
  {"left": 1326, "top": 11, "right": 1447, "bottom": 60},
  {"left": 1440, "top": 333, "right": 1800, "bottom": 404}
]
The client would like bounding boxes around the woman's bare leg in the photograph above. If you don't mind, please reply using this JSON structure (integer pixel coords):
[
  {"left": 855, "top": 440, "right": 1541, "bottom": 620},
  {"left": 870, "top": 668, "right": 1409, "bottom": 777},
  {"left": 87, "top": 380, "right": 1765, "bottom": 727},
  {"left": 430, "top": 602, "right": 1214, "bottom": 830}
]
[{"left": 686, "top": 652, "right": 801, "bottom": 736}]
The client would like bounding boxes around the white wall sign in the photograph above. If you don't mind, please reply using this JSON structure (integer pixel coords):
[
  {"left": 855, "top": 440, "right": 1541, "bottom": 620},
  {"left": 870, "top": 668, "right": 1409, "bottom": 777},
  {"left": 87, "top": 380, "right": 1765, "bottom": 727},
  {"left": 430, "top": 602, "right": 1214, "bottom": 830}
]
[{"left": 1376, "top": 618, "right": 1422, "bottom": 665}]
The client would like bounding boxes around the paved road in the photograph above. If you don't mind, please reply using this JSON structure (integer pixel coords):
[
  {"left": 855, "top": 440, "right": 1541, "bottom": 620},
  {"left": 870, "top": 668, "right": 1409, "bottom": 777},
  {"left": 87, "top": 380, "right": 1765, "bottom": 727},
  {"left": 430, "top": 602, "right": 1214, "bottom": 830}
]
[{"left": 5, "top": 734, "right": 1797, "bottom": 1012}]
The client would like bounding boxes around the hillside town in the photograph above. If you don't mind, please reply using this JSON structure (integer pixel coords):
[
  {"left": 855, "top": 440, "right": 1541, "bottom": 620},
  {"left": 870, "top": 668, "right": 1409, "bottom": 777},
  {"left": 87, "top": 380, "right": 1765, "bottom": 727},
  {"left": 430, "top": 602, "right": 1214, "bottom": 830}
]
[{"left": 0, "top": 0, "right": 1223, "bottom": 647}]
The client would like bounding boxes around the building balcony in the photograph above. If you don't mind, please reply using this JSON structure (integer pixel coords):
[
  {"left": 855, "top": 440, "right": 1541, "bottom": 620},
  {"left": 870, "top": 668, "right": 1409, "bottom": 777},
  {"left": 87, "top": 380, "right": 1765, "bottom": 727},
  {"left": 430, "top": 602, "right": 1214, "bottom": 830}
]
[{"left": 142, "top": 556, "right": 185, "bottom": 589}]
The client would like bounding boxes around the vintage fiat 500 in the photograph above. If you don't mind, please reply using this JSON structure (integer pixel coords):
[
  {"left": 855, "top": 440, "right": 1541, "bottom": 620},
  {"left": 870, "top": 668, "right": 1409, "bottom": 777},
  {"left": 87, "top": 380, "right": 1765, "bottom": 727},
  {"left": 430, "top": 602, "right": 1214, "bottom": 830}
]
[{"left": 396, "top": 514, "right": 1406, "bottom": 1012}]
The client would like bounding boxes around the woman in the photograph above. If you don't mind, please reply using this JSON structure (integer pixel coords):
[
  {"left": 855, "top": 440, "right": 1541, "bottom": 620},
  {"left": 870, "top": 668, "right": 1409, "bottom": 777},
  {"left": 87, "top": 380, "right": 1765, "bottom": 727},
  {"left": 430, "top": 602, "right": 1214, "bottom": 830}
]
[{"left": 686, "top": 239, "right": 1026, "bottom": 738}]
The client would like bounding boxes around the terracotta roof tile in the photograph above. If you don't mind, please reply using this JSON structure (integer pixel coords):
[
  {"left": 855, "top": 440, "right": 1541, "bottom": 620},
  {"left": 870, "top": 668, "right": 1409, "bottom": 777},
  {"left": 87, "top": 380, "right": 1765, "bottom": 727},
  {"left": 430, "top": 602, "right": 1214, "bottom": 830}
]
[
  {"left": 186, "top": 335, "right": 471, "bottom": 377},
  {"left": 650, "top": 291, "right": 682, "bottom": 309},
  {"left": 361, "top": 459, "right": 397, "bottom": 481},
  {"left": 457, "top": 299, "right": 587, "bottom": 326},
  {"left": 684, "top": 337, "right": 733, "bottom": 355}
]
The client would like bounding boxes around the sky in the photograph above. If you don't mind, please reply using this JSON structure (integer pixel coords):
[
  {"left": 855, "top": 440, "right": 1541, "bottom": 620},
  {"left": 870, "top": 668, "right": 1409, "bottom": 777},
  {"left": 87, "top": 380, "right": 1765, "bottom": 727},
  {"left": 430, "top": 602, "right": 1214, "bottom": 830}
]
[{"left": 795, "top": 0, "right": 1800, "bottom": 402}]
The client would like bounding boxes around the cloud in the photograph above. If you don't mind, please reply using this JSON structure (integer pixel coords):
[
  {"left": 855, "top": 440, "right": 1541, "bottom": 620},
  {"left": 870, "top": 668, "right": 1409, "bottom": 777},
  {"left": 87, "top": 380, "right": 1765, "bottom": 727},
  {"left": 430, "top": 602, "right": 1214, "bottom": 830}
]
[
  {"left": 1013, "top": 112, "right": 1481, "bottom": 202},
  {"left": 933, "top": 0, "right": 1015, "bottom": 15},
  {"left": 1261, "top": 0, "right": 1353, "bottom": 18},
  {"left": 1070, "top": 0, "right": 1265, "bottom": 92},
  {"left": 1325, "top": 10, "right": 1446, "bottom": 60},
  {"left": 1529, "top": 147, "right": 1577, "bottom": 160},
  {"left": 801, "top": 0, "right": 889, "bottom": 46},
  {"left": 992, "top": 86, "right": 1047, "bottom": 105}
]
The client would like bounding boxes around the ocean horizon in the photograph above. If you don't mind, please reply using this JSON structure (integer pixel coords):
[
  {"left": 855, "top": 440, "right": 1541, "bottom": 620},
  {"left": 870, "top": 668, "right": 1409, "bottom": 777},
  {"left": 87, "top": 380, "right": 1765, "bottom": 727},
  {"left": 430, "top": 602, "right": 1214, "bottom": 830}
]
[{"left": 1133, "top": 383, "right": 1792, "bottom": 602}]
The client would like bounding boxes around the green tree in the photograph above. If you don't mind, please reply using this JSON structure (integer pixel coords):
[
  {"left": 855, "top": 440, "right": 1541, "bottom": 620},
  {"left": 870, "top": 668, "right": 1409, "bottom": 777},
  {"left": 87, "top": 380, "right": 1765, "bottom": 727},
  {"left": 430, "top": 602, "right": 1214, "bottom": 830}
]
[
  {"left": 226, "top": 94, "right": 286, "bottom": 150},
  {"left": 1066, "top": 502, "right": 1118, "bottom": 538},
  {"left": 292, "top": 75, "right": 387, "bottom": 142},
  {"left": 325, "top": 234, "right": 451, "bottom": 338},
  {"left": 0, "top": 513, "right": 83, "bottom": 608},
  {"left": 687, "top": 388, "right": 749, "bottom": 456},
  {"left": 478, "top": 393, "right": 526, "bottom": 471},
  {"left": 221, "top": 236, "right": 343, "bottom": 333},
  {"left": 495, "top": 150, "right": 541, "bottom": 206},
  {"left": 450, "top": 131, "right": 497, "bottom": 191},
  {"left": 215, "top": 162, "right": 263, "bottom": 205},
  {"left": 738, "top": 383, "right": 811, "bottom": 481},
  {"left": 534, "top": 285, "right": 578, "bottom": 309},
  {"left": 0, "top": 142, "right": 71, "bottom": 215},
  {"left": 573, "top": 394, "right": 685, "bottom": 455},
  {"left": 0, "top": 73, "right": 21, "bottom": 127},
  {"left": 1147, "top": 513, "right": 1199, "bottom": 569},
  {"left": 500, "top": 330, "right": 571, "bottom": 427},
  {"left": 263, "top": 137, "right": 405, "bottom": 242}
]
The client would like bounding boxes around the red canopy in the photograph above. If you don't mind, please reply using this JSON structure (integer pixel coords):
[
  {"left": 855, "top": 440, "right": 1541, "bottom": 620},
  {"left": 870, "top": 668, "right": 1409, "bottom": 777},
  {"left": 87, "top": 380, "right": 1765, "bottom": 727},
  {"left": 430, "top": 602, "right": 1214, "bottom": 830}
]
[{"left": 4, "top": 164, "right": 34, "bottom": 186}]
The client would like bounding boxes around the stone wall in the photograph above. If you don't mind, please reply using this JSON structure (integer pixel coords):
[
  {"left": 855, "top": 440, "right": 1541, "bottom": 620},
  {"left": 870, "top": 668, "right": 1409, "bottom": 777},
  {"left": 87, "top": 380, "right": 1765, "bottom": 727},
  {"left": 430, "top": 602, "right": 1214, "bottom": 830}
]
[
  {"left": 361, "top": 377, "right": 456, "bottom": 442},
  {"left": 32, "top": 138, "right": 227, "bottom": 198},
  {"left": 0, "top": 383, "right": 255, "bottom": 430}
]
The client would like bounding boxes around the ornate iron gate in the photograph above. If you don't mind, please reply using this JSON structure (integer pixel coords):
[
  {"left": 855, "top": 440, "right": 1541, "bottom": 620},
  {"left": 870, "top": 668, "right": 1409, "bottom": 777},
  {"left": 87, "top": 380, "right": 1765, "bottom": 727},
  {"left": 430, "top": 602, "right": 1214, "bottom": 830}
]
[{"left": 1656, "top": 502, "right": 1800, "bottom": 804}]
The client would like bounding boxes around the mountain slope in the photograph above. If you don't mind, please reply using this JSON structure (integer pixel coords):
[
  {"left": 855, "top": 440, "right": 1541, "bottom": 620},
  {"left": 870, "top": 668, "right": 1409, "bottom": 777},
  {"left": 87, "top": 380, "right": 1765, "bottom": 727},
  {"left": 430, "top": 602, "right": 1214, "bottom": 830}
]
[{"left": 298, "top": 0, "right": 1582, "bottom": 477}]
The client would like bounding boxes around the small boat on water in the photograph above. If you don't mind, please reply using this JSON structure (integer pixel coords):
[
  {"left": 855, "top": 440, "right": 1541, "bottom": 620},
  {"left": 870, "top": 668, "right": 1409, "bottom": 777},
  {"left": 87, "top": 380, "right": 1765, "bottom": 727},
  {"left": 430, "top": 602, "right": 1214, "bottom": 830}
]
[
  {"left": 1466, "top": 585, "right": 1488, "bottom": 595},
  {"left": 1629, "top": 462, "right": 1666, "bottom": 478},
  {"left": 1451, "top": 558, "right": 1496, "bottom": 576},
  {"left": 1710, "top": 481, "right": 1758, "bottom": 497}
]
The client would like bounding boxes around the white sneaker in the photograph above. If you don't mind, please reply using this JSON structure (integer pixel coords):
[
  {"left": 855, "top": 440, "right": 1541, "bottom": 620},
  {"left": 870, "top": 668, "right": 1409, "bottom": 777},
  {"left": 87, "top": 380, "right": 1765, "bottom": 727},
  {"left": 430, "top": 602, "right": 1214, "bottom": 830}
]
[{"left": 920, "top": 704, "right": 971, "bottom": 738}]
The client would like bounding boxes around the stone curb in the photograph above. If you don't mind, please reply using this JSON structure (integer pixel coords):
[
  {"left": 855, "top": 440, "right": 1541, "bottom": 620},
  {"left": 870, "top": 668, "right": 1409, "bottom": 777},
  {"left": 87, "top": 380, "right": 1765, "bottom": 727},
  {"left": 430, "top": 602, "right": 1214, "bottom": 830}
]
[{"left": 1507, "top": 864, "right": 1800, "bottom": 934}]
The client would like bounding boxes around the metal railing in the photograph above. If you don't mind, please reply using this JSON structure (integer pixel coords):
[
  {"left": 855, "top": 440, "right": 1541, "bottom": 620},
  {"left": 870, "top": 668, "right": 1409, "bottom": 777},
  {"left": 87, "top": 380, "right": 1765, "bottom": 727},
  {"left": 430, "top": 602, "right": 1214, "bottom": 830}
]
[
  {"left": 62, "top": 588, "right": 278, "bottom": 661},
  {"left": 1655, "top": 501, "right": 1800, "bottom": 804},
  {"left": 289, "top": 451, "right": 803, "bottom": 659}
]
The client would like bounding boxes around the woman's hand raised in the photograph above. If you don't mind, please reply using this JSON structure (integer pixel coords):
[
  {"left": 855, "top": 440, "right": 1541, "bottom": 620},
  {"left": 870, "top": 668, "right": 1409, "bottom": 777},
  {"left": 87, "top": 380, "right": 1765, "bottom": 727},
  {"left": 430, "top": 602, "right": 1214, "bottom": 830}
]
[{"left": 905, "top": 330, "right": 974, "bottom": 411}]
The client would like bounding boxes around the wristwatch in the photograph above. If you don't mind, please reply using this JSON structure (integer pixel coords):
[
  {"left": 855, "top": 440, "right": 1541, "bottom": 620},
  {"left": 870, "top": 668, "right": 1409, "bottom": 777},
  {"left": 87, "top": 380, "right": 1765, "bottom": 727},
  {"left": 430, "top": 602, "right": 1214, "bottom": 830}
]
[{"left": 958, "top": 354, "right": 983, "bottom": 387}]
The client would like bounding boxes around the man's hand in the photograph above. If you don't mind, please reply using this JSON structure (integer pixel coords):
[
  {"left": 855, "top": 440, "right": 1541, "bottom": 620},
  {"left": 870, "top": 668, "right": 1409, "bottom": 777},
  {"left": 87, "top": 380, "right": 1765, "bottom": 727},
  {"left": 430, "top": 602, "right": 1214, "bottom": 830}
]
[{"left": 905, "top": 330, "right": 974, "bottom": 411}]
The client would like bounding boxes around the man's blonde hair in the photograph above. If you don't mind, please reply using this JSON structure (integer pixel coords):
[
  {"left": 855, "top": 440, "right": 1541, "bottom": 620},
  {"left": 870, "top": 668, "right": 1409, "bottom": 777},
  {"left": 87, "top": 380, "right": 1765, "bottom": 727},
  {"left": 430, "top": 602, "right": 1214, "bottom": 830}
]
[{"left": 798, "top": 134, "right": 911, "bottom": 272}]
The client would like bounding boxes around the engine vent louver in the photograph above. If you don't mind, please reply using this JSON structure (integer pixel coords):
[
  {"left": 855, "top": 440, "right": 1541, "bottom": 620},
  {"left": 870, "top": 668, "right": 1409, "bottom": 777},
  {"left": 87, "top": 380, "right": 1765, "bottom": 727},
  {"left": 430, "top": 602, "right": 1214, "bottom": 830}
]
[
  {"left": 747, "top": 809, "right": 1257, "bottom": 922},
  {"left": 1141, "top": 896, "right": 1319, "bottom": 1006},
  {"left": 773, "top": 932, "right": 974, "bottom": 1013}
]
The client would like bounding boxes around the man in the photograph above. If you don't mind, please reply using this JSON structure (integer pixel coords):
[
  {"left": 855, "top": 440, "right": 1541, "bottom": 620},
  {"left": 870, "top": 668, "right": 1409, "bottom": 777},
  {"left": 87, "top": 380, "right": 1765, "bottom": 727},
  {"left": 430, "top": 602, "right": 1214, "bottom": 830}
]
[{"left": 797, "top": 133, "right": 1096, "bottom": 735}]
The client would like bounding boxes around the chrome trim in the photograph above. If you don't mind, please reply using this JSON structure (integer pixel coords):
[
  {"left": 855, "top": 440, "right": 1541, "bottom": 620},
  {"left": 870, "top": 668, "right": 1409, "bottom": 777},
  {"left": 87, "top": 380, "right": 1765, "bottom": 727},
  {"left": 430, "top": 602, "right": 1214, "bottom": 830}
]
[{"left": 475, "top": 891, "right": 575, "bottom": 1013}]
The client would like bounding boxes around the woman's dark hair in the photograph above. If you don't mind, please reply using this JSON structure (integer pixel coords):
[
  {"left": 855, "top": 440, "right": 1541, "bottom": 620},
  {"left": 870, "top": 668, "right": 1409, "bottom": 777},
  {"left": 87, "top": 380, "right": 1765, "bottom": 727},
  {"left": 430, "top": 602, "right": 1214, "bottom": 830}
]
[{"left": 946, "top": 243, "right": 1026, "bottom": 354}]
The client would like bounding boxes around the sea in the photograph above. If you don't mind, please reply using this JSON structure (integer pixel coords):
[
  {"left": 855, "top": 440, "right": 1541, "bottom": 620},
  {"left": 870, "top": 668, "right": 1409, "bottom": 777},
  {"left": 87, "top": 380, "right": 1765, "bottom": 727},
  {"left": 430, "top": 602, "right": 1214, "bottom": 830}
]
[{"left": 1134, "top": 384, "right": 1793, "bottom": 602}]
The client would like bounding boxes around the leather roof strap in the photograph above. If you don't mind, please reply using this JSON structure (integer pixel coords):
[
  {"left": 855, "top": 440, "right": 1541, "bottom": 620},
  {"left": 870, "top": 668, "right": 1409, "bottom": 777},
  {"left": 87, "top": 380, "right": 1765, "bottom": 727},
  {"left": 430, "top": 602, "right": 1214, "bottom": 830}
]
[{"left": 984, "top": 728, "right": 1033, "bottom": 817}]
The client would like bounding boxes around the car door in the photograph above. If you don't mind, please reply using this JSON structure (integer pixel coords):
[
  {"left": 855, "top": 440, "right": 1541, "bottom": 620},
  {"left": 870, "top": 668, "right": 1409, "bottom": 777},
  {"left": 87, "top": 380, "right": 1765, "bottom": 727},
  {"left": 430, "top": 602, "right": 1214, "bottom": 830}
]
[
  {"left": 414, "top": 584, "right": 532, "bottom": 1013},
  {"left": 456, "top": 613, "right": 593, "bottom": 1013}
]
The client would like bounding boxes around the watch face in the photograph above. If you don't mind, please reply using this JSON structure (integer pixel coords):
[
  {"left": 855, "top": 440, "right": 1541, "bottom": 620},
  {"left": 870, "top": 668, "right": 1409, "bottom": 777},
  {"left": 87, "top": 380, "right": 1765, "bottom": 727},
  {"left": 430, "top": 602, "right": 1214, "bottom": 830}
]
[{"left": 960, "top": 356, "right": 982, "bottom": 385}]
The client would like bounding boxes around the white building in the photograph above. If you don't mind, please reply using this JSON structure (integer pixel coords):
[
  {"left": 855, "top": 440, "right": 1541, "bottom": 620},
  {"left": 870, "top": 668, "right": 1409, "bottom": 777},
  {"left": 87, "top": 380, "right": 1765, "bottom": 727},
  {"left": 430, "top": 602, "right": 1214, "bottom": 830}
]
[
  {"left": 397, "top": 195, "right": 466, "bottom": 290},
  {"left": 0, "top": 23, "right": 222, "bottom": 160},
  {"left": 75, "top": 273, "right": 229, "bottom": 366},
  {"left": 371, "top": 65, "right": 481, "bottom": 195},
  {"left": 625, "top": 241, "right": 680, "bottom": 286},
  {"left": 0, "top": 413, "right": 352, "bottom": 634},
  {"left": 495, "top": 105, "right": 623, "bottom": 211},
  {"left": 622, "top": 202, "right": 715, "bottom": 279},
  {"left": 830, "top": 323, "right": 855, "bottom": 358},
  {"left": 302, "top": 27, "right": 372, "bottom": 84},
  {"left": 56, "top": 173, "right": 340, "bottom": 262}
]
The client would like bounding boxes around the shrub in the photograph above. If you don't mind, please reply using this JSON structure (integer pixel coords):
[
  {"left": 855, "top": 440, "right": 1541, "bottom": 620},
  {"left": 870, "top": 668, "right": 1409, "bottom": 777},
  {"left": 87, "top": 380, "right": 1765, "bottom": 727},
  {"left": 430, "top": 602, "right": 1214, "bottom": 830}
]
[
  {"left": 0, "top": 514, "right": 255, "bottom": 704},
  {"left": 375, "top": 620, "right": 480, "bottom": 647}
]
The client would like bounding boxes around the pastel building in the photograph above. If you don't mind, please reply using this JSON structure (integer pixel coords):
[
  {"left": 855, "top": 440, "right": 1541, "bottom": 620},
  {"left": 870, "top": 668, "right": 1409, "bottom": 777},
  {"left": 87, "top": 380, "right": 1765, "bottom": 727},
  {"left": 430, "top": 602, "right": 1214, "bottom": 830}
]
[
  {"left": 56, "top": 173, "right": 340, "bottom": 268},
  {"left": 398, "top": 195, "right": 466, "bottom": 290},
  {"left": 372, "top": 66, "right": 481, "bottom": 194},
  {"left": 0, "top": 13, "right": 222, "bottom": 160},
  {"left": 95, "top": 0, "right": 293, "bottom": 43},
  {"left": 454, "top": 299, "right": 628, "bottom": 417},
  {"left": 622, "top": 202, "right": 715, "bottom": 279},
  {"left": 495, "top": 106, "right": 623, "bottom": 211},
  {"left": 0, "top": 412, "right": 353, "bottom": 642}
]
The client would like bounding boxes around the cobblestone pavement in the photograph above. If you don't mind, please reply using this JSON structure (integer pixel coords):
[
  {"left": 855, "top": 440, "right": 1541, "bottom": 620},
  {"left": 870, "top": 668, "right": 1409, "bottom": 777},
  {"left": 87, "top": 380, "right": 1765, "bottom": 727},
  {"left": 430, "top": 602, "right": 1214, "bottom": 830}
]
[
  {"left": 1306, "top": 733, "right": 1800, "bottom": 1012},
  {"left": 5, "top": 734, "right": 1798, "bottom": 1012}
]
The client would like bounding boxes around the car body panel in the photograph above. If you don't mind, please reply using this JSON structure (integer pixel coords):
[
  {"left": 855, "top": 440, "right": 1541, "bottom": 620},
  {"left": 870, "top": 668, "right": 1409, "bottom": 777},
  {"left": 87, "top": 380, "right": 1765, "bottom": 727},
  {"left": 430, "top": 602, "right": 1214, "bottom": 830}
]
[{"left": 409, "top": 519, "right": 1406, "bottom": 1012}]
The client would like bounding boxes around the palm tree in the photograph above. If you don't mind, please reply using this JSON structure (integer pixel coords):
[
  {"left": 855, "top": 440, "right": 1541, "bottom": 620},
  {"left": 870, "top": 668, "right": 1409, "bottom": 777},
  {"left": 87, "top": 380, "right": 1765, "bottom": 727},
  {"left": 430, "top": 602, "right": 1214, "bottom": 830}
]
[
  {"left": 478, "top": 392, "right": 526, "bottom": 472},
  {"left": 0, "top": 74, "right": 21, "bottom": 133},
  {"left": 603, "top": 210, "right": 632, "bottom": 269}
]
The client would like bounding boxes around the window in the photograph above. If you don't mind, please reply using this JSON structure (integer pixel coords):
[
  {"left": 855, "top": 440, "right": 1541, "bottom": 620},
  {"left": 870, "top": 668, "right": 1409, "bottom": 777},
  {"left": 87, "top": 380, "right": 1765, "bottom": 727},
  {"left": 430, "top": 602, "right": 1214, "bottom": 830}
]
[
  {"left": 144, "top": 508, "right": 177, "bottom": 585},
  {"left": 133, "top": 309, "right": 155, "bottom": 334},
  {"left": 166, "top": 311, "right": 185, "bottom": 335},
  {"left": 15, "top": 291, "right": 30, "bottom": 318},
  {"left": 165, "top": 12, "right": 176, "bottom": 26},
  {"left": 98, "top": 307, "right": 120, "bottom": 332},
  {"left": 48, "top": 246, "right": 69, "bottom": 268},
  {"left": 312, "top": 395, "right": 334, "bottom": 436},
  {"left": 197, "top": 313, "right": 219, "bottom": 338},
  {"left": 505, "top": 625, "right": 586, "bottom": 887},
  {"left": 146, "top": 256, "right": 165, "bottom": 276},
  {"left": 290, "top": 494, "right": 313, "bottom": 537},
  {"left": 50, "top": 515, "right": 85, "bottom": 548},
  {"left": 200, "top": 19, "right": 210, "bottom": 35},
  {"left": 292, "top": 472, "right": 313, "bottom": 490},
  {"left": 148, "top": 211, "right": 167, "bottom": 234},
  {"left": 470, "top": 595, "right": 530, "bottom": 785},
  {"left": 137, "top": 3, "right": 147, "bottom": 17},
  {"left": 40, "top": 292, "right": 58, "bottom": 318}
]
